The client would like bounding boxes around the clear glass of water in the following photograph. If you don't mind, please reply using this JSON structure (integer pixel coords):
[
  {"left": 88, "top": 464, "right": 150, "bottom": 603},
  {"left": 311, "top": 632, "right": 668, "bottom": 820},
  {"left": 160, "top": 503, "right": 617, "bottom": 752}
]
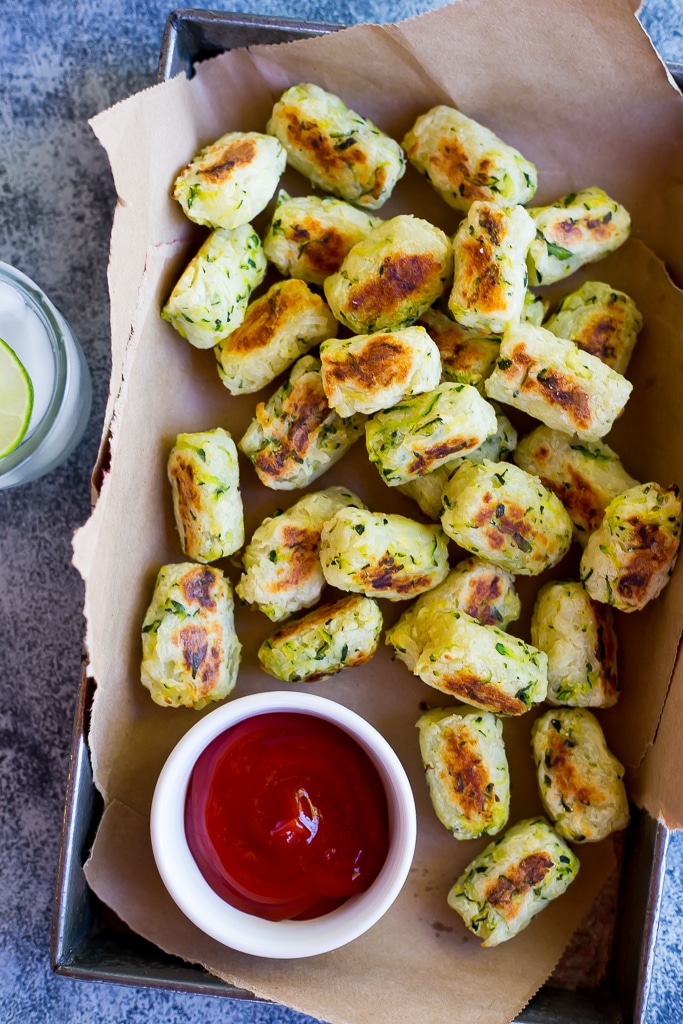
[{"left": 0, "top": 261, "right": 92, "bottom": 489}]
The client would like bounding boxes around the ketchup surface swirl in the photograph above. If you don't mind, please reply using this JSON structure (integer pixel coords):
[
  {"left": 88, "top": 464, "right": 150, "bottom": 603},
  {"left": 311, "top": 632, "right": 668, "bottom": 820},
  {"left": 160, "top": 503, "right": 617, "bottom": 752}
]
[{"left": 184, "top": 712, "right": 390, "bottom": 921}]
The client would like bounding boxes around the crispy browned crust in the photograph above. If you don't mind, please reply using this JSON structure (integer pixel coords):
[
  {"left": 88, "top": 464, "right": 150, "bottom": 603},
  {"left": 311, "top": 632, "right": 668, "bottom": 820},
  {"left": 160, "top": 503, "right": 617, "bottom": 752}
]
[
  {"left": 616, "top": 512, "right": 679, "bottom": 607},
  {"left": 283, "top": 109, "right": 368, "bottom": 174},
  {"left": 565, "top": 463, "right": 606, "bottom": 533},
  {"left": 356, "top": 553, "right": 433, "bottom": 595},
  {"left": 174, "top": 623, "right": 222, "bottom": 696},
  {"left": 179, "top": 566, "right": 219, "bottom": 609},
  {"left": 407, "top": 438, "right": 472, "bottom": 474},
  {"left": 464, "top": 573, "right": 504, "bottom": 626},
  {"left": 573, "top": 308, "right": 625, "bottom": 366},
  {"left": 290, "top": 218, "right": 357, "bottom": 278},
  {"left": 457, "top": 206, "right": 508, "bottom": 313},
  {"left": 199, "top": 138, "right": 257, "bottom": 182},
  {"left": 323, "top": 335, "right": 412, "bottom": 393},
  {"left": 438, "top": 729, "right": 491, "bottom": 816},
  {"left": 265, "top": 525, "right": 320, "bottom": 593},
  {"left": 545, "top": 729, "right": 602, "bottom": 809},
  {"left": 169, "top": 457, "right": 201, "bottom": 545},
  {"left": 499, "top": 342, "right": 592, "bottom": 431},
  {"left": 547, "top": 212, "right": 618, "bottom": 247},
  {"left": 253, "top": 373, "right": 331, "bottom": 483},
  {"left": 369, "top": 165, "right": 388, "bottom": 201},
  {"left": 345, "top": 253, "right": 442, "bottom": 322},
  {"left": 594, "top": 602, "right": 619, "bottom": 700},
  {"left": 227, "top": 281, "right": 320, "bottom": 356},
  {"left": 424, "top": 134, "right": 494, "bottom": 203},
  {"left": 485, "top": 853, "right": 554, "bottom": 918},
  {"left": 473, "top": 492, "right": 535, "bottom": 553},
  {"left": 432, "top": 671, "right": 526, "bottom": 715}
]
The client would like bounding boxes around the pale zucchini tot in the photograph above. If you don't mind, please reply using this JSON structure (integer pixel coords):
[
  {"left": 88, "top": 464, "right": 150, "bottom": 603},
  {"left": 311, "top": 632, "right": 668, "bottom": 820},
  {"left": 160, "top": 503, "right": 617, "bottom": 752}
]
[
  {"left": 441, "top": 459, "right": 573, "bottom": 576},
  {"left": 387, "top": 607, "right": 547, "bottom": 715},
  {"left": 402, "top": 105, "right": 537, "bottom": 213},
  {"left": 239, "top": 355, "right": 366, "bottom": 490},
  {"left": 263, "top": 190, "right": 382, "bottom": 285},
  {"left": 215, "top": 279, "right": 338, "bottom": 395},
  {"left": 448, "top": 201, "right": 536, "bottom": 335},
  {"left": 324, "top": 215, "right": 453, "bottom": 334},
  {"left": 532, "top": 710, "right": 630, "bottom": 843},
  {"left": 531, "top": 581, "right": 618, "bottom": 707},
  {"left": 417, "top": 706, "right": 510, "bottom": 839},
  {"left": 485, "top": 322, "right": 632, "bottom": 442},
  {"left": 418, "top": 306, "right": 500, "bottom": 391},
  {"left": 236, "top": 486, "right": 365, "bottom": 622},
  {"left": 527, "top": 186, "right": 631, "bottom": 286},
  {"left": 580, "top": 483, "right": 682, "bottom": 612},
  {"left": 258, "top": 594, "right": 382, "bottom": 683},
  {"left": 173, "top": 131, "right": 286, "bottom": 230},
  {"left": 141, "top": 563, "right": 240, "bottom": 709},
  {"left": 448, "top": 818, "right": 579, "bottom": 946},
  {"left": 320, "top": 326, "right": 441, "bottom": 417},
  {"left": 398, "top": 406, "right": 517, "bottom": 520},
  {"left": 523, "top": 290, "right": 548, "bottom": 327},
  {"left": 514, "top": 425, "right": 638, "bottom": 546},
  {"left": 266, "top": 83, "right": 405, "bottom": 209},
  {"left": 161, "top": 225, "right": 266, "bottom": 349},
  {"left": 365, "top": 382, "right": 497, "bottom": 486},
  {"left": 544, "top": 281, "right": 643, "bottom": 374},
  {"left": 167, "top": 429, "right": 244, "bottom": 563},
  {"left": 320, "top": 508, "right": 449, "bottom": 601}
]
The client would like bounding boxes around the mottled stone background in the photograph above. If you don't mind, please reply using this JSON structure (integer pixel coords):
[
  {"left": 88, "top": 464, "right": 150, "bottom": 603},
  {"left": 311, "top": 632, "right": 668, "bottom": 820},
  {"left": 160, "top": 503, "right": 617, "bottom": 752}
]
[{"left": 1, "top": 2, "right": 681, "bottom": 1022}]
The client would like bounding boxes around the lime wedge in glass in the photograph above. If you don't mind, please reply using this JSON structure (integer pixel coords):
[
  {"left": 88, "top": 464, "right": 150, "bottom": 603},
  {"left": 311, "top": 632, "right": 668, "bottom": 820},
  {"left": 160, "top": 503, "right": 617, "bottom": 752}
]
[{"left": 0, "top": 336, "right": 34, "bottom": 458}]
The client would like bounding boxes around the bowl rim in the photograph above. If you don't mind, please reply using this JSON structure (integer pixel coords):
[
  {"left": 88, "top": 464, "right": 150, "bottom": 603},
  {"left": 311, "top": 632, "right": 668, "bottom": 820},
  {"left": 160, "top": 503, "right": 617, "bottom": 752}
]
[{"left": 150, "top": 690, "right": 417, "bottom": 959}]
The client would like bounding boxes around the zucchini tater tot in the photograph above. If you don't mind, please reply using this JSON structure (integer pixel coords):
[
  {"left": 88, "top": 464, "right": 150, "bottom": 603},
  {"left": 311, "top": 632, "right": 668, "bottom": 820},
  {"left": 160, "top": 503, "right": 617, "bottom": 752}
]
[
  {"left": 441, "top": 459, "right": 573, "bottom": 576},
  {"left": 448, "top": 201, "right": 535, "bottom": 335},
  {"left": 215, "top": 279, "right": 338, "bottom": 395},
  {"left": 161, "top": 225, "right": 266, "bottom": 349},
  {"left": 580, "top": 482, "right": 682, "bottom": 611},
  {"left": 236, "top": 486, "right": 365, "bottom": 622},
  {"left": 403, "top": 105, "right": 537, "bottom": 213},
  {"left": 141, "top": 563, "right": 240, "bottom": 709},
  {"left": 532, "top": 710, "right": 629, "bottom": 843},
  {"left": 258, "top": 594, "right": 382, "bottom": 683},
  {"left": 263, "top": 190, "right": 381, "bottom": 285},
  {"left": 417, "top": 706, "right": 510, "bottom": 839},
  {"left": 527, "top": 187, "right": 630, "bottom": 286},
  {"left": 173, "top": 131, "right": 286, "bottom": 230},
  {"left": 531, "top": 581, "right": 618, "bottom": 707},
  {"left": 448, "top": 818, "right": 579, "bottom": 946},
  {"left": 239, "top": 355, "right": 366, "bottom": 490},
  {"left": 485, "top": 322, "right": 632, "bottom": 442},
  {"left": 167, "top": 429, "right": 244, "bottom": 563},
  {"left": 267, "top": 83, "right": 405, "bottom": 209},
  {"left": 324, "top": 214, "right": 453, "bottom": 334},
  {"left": 544, "top": 280, "right": 642, "bottom": 374}
]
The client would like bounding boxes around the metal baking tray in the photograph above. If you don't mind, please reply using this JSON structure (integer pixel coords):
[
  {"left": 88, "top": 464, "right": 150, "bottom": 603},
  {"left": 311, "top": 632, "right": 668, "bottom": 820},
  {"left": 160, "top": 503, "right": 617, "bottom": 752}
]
[{"left": 52, "top": 10, "right": 681, "bottom": 1022}]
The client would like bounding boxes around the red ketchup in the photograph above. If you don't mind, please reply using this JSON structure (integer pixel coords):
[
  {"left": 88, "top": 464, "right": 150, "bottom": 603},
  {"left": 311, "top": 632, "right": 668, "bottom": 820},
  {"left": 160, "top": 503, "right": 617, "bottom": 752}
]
[{"left": 184, "top": 712, "right": 390, "bottom": 921}]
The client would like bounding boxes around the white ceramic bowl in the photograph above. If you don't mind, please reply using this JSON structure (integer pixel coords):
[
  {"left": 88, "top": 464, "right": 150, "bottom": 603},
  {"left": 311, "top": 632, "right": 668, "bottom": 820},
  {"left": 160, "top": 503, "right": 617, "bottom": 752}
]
[{"left": 151, "top": 690, "right": 417, "bottom": 959}]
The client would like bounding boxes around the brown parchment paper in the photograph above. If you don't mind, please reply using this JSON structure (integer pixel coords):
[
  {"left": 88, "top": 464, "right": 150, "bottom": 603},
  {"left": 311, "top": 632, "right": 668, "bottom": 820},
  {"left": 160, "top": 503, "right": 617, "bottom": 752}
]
[{"left": 73, "top": 1, "right": 683, "bottom": 1021}]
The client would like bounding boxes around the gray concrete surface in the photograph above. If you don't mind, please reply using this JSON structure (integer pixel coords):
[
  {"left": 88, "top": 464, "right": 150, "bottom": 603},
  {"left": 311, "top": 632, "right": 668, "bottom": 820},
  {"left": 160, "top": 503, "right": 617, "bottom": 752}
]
[{"left": 1, "top": 1, "right": 682, "bottom": 1022}]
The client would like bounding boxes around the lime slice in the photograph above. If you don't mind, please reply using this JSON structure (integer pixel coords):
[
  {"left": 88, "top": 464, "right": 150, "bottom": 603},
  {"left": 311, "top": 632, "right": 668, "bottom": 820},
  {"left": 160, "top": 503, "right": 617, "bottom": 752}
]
[{"left": 0, "top": 337, "right": 34, "bottom": 458}]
